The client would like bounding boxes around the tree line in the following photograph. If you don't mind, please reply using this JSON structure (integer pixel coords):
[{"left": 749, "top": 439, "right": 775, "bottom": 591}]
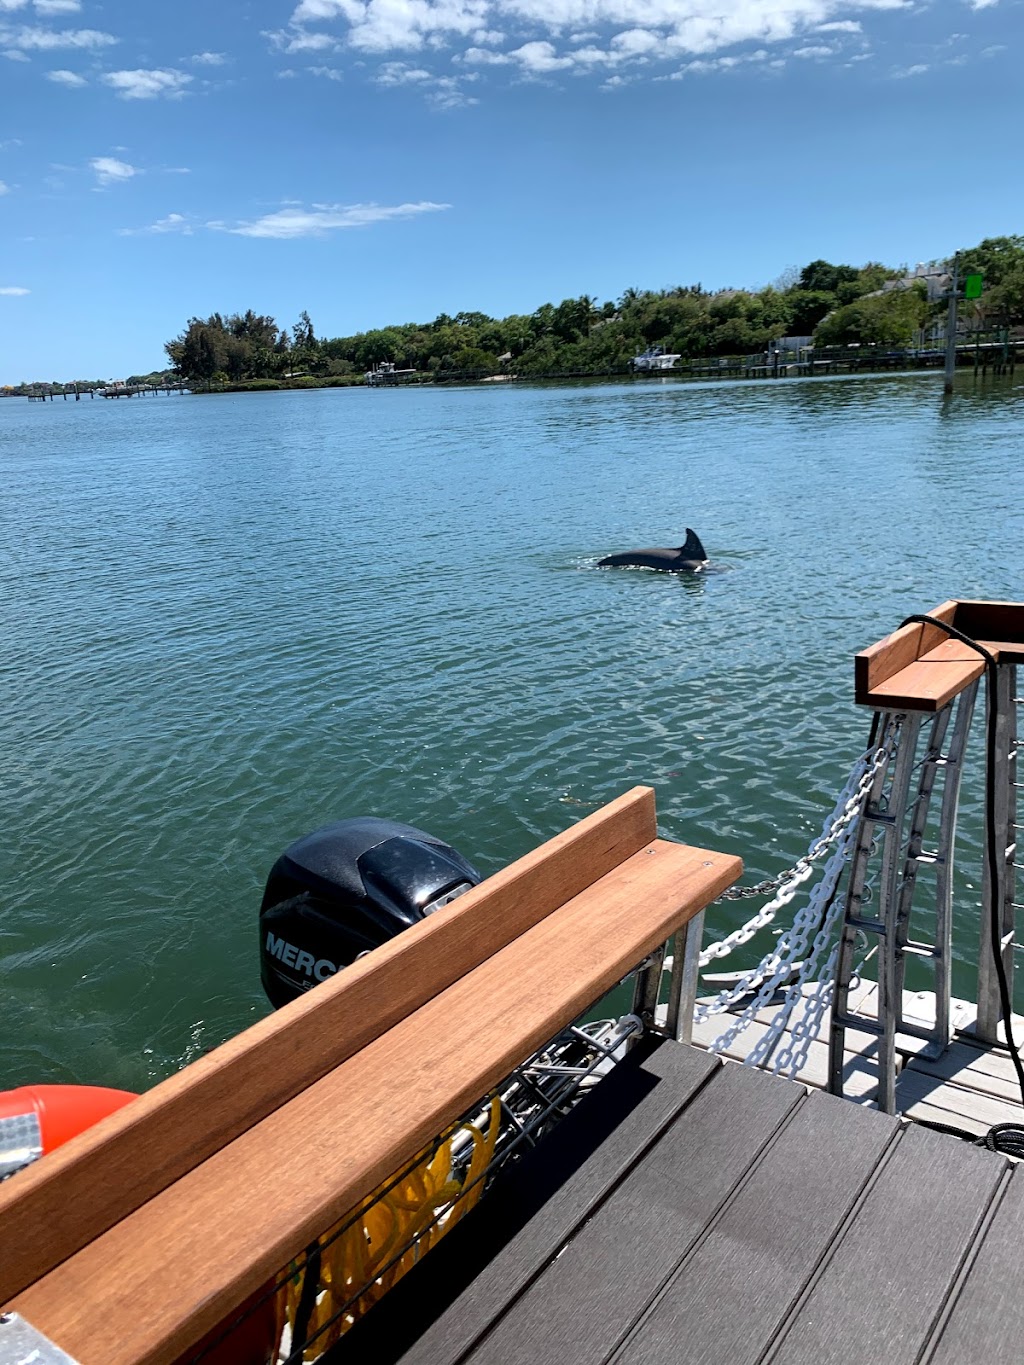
[{"left": 156, "top": 233, "right": 1020, "bottom": 387}]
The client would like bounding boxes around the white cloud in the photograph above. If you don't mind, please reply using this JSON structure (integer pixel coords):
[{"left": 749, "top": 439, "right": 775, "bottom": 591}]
[
  {"left": 0, "top": 23, "right": 115, "bottom": 48},
  {"left": 101, "top": 68, "right": 192, "bottom": 98},
  {"left": 213, "top": 200, "right": 451, "bottom": 239},
  {"left": 375, "top": 60, "right": 477, "bottom": 103},
  {"left": 118, "top": 212, "right": 193, "bottom": 236},
  {"left": 815, "top": 18, "right": 861, "bottom": 29},
  {"left": 2, "top": 47, "right": 29, "bottom": 58},
  {"left": 893, "top": 60, "right": 928, "bottom": 75},
  {"left": 0, "top": 285, "right": 29, "bottom": 294},
  {"left": 462, "top": 44, "right": 510, "bottom": 63},
  {"left": 428, "top": 79, "right": 478, "bottom": 106},
  {"left": 292, "top": 0, "right": 351, "bottom": 17},
  {"left": 505, "top": 39, "right": 574, "bottom": 71},
  {"left": 190, "top": 50, "right": 225, "bottom": 64},
  {"left": 45, "top": 66, "right": 86, "bottom": 84},
  {"left": 283, "top": 0, "right": 909, "bottom": 65},
  {"left": 263, "top": 26, "right": 338, "bottom": 52},
  {"left": 309, "top": 63, "right": 344, "bottom": 78},
  {"left": 0, "top": 179, "right": 8, "bottom": 193},
  {"left": 377, "top": 61, "right": 434, "bottom": 82},
  {"left": 966, "top": 0, "right": 998, "bottom": 8},
  {"left": 34, "top": 0, "right": 82, "bottom": 12},
  {"left": 670, "top": 45, "right": 769, "bottom": 74},
  {"left": 792, "top": 44, "right": 833, "bottom": 55},
  {"left": 89, "top": 155, "right": 138, "bottom": 185}
]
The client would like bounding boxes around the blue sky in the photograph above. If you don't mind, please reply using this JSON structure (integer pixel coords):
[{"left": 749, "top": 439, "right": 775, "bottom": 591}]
[{"left": 0, "top": 0, "right": 1020, "bottom": 380}]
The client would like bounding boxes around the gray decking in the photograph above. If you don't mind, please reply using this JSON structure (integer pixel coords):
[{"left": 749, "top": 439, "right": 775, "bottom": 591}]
[
  {"left": 337, "top": 1039, "right": 1023, "bottom": 1365},
  {"left": 690, "top": 981, "right": 1024, "bottom": 1134}
]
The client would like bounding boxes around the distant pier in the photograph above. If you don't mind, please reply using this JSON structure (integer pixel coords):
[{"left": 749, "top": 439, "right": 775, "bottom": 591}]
[{"left": 23, "top": 383, "right": 188, "bottom": 402}]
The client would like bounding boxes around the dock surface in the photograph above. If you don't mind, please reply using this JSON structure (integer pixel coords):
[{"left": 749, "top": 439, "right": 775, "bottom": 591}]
[
  {"left": 340, "top": 1039, "right": 1021, "bottom": 1365},
  {"left": 691, "top": 981, "right": 1024, "bottom": 1135}
]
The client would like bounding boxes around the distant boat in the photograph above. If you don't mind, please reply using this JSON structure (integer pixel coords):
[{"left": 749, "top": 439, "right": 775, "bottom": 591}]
[
  {"left": 631, "top": 345, "right": 680, "bottom": 372},
  {"left": 365, "top": 362, "right": 418, "bottom": 387}
]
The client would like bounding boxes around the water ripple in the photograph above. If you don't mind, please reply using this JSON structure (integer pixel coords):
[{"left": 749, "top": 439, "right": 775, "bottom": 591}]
[{"left": 2, "top": 373, "right": 1023, "bottom": 1086}]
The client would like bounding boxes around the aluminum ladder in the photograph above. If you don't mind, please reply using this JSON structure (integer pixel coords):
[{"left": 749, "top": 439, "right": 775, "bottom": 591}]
[{"left": 829, "top": 681, "right": 979, "bottom": 1113}]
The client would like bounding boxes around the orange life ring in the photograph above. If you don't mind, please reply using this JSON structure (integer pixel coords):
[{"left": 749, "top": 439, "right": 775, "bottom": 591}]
[
  {"left": 0, "top": 1085, "right": 276, "bottom": 1362},
  {"left": 0, "top": 1083, "right": 136, "bottom": 1157}
]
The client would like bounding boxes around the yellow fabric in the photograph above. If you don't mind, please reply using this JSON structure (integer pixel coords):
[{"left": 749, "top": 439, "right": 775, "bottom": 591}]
[{"left": 274, "top": 1095, "right": 502, "bottom": 1361}]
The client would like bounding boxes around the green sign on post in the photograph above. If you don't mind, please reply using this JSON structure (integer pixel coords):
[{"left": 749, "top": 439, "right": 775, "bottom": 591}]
[{"left": 964, "top": 273, "right": 984, "bottom": 300}]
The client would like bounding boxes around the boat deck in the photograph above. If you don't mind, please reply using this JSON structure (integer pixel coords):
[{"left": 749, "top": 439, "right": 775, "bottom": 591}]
[
  {"left": 337, "top": 1038, "right": 1022, "bottom": 1365},
  {"left": 690, "top": 981, "right": 1024, "bottom": 1136}
]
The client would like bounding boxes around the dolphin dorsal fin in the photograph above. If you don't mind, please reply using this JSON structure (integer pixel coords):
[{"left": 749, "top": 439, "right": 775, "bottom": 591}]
[{"left": 680, "top": 528, "right": 707, "bottom": 561}]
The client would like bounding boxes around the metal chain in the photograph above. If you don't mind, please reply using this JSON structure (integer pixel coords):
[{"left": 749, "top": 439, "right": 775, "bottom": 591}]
[
  {"left": 696, "top": 821, "right": 856, "bottom": 1037},
  {"left": 699, "top": 728, "right": 896, "bottom": 968},
  {"left": 766, "top": 940, "right": 841, "bottom": 1078},
  {"left": 694, "top": 718, "right": 900, "bottom": 1043}
]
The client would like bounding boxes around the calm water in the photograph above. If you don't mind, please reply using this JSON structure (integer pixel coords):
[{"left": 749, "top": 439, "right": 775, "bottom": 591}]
[{"left": 2, "top": 372, "right": 1023, "bottom": 1091}]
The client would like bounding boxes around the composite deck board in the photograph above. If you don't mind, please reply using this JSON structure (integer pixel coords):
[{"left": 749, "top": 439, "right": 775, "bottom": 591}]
[
  {"left": 688, "top": 1013, "right": 880, "bottom": 1100},
  {"left": 925, "top": 1165, "right": 1024, "bottom": 1364},
  {"left": 765, "top": 1123, "right": 1006, "bottom": 1364},
  {"left": 337, "top": 1040, "right": 720, "bottom": 1365},
  {"left": 324, "top": 1042, "right": 1022, "bottom": 1365},
  {"left": 896, "top": 1067, "right": 1024, "bottom": 1134},
  {"left": 909, "top": 1038, "right": 1024, "bottom": 1097},
  {"left": 460, "top": 1063, "right": 802, "bottom": 1365},
  {"left": 612, "top": 1090, "right": 898, "bottom": 1365}
]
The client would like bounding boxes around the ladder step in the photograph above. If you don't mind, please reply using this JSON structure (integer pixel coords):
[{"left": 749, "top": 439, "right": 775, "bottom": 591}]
[
  {"left": 909, "top": 850, "right": 945, "bottom": 866},
  {"left": 833, "top": 1012, "right": 883, "bottom": 1037},
  {"left": 845, "top": 916, "right": 886, "bottom": 935},
  {"left": 894, "top": 1018, "right": 942, "bottom": 1043},
  {"left": 864, "top": 810, "right": 896, "bottom": 826},
  {"left": 902, "top": 941, "right": 941, "bottom": 960}
]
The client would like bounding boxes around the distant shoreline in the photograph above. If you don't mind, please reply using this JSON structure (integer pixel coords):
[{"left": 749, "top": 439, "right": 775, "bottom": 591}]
[{"left": 189, "top": 344, "right": 1019, "bottom": 395}]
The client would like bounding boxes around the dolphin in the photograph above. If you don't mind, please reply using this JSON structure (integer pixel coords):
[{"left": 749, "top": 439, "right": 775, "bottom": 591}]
[{"left": 598, "top": 528, "right": 708, "bottom": 572}]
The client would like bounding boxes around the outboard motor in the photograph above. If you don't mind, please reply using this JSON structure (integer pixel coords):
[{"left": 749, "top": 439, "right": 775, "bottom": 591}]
[{"left": 260, "top": 817, "right": 481, "bottom": 1008}]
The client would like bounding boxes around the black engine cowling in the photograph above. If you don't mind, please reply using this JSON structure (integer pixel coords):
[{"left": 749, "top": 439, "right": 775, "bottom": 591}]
[{"left": 259, "top": 817, "right": 481, "bottom": 1008}]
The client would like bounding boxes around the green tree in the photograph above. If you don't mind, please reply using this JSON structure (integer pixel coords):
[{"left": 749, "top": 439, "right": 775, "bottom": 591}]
[
  {"left": 292, "top": 310, "right": 316, "bottom": 350},
  {"left": 799, "top": 260, "right": 860, "bottom": 294},
  {"left": 813, "top": 285, "right": 927, "bottom": 347},
  {"left": 958, "top": 236, "right": 1024, "bottom": 324},
  {"left": 785, "top": 290, "right": 836, "bottom": 335}
]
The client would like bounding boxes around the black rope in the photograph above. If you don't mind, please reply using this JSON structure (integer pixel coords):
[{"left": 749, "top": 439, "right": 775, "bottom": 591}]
[{"left": 898, "top": 615, "right": 1024, "bottom": 1154}]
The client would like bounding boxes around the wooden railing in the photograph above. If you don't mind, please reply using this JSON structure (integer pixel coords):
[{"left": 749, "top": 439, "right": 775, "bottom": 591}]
[
  {"left": 0, "top": 786, "right": 740, "bottom": 1365},
  {"left": 855, "top": 599, "right": 1024, "bottom": 712}
]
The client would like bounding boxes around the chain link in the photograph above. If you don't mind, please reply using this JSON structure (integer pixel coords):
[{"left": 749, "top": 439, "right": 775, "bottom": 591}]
[
  {"left": 698, "top": 728, "right": 896, "bottom": 968},
  {"left": 696, "top": 821, "right": 856, "bottom": 1033},
  {"left": 694, "top": 718, "right": 900, "bottom": 1062}
]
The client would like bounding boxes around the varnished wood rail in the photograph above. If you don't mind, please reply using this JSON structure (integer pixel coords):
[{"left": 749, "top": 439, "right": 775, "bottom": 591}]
[
  {"left": 0, "top": 787, "right": 741, "bottom": 1365},
  {"left": 856, "top": 599, "right": 1024, "bottom": 712}
]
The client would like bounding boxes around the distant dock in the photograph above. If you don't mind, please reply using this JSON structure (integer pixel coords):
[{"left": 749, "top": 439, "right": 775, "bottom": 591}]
[{"left": 24, "top": 383, "right": 188, "bottom": 402}]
